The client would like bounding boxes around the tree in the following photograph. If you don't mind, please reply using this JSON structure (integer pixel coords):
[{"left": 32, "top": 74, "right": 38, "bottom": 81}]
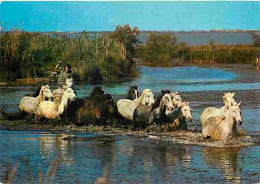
[
  {"left": 110, "top": 24, "right": 140, "bottom": 59},
  {"left": 144, "top": 32, "right": 179, "bottom": 63}
]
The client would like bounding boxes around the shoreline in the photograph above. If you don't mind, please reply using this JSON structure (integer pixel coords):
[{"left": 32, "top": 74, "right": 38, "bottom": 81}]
[
  {"left": 0, "top": 118, "right": 256, "bottom": 148},
  {"left": 0, "top": 63, "right": 256, "bottom": 86}
]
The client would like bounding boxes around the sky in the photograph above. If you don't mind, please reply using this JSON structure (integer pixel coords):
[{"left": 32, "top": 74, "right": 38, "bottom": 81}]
[{"left": 0, "top": 1, "right": 259, "bottom": 32}]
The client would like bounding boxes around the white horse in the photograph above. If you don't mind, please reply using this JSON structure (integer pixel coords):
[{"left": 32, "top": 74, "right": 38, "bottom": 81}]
[
  {"left": 165, "top": 91, "right": 183, "bottom": 115},
  {"left": 117, "top": 89, "right": 155, "bottom": 121},
  {"left": 200, "top": 92, "right": 238, "bottom": 126},
  {"left": 19, "top": 85, "right": 53, "bottom": 114},
  {"left": 170, "top": 91, "right": 183, "bottom": 108},
  {"left": 202, "top": 103, "right": 243, "bottom": 142},
  {"left": 36, "top": 88, "right": 76, "bottom": 120},
  {"left": 133, "top": 93, "right": 174, "bottom": 129},
  {"left": 166, "top": 102, "right": 192, "bottom": 130}
]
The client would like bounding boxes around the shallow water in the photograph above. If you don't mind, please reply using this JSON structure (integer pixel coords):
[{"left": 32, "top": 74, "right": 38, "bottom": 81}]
[{"left": 0, "top": 66, "right": 260, "bottom": 183}]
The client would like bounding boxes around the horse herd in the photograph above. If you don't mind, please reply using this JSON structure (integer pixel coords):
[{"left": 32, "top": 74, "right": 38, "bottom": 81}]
[{"left": 1, "top": 79, "right": 243, "bottom": 143}]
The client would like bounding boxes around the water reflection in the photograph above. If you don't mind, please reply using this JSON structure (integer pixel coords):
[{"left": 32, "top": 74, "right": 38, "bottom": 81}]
[
  {"left": 39, "top": 134, "right": 74, "bottom": 165},
  {"left": 202, "top": 147, "right": 242, "bottom": 184},
  {"left": 89, "top": 136, "right": 117, "bottom": 183},
  {"left": 115, "top": 138, "right": 193, "bottom": 183}
]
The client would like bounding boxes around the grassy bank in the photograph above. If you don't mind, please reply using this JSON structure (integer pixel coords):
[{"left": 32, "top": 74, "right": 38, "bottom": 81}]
[
  {"left": 134, "top": 32, "right": 259, "bottom": 66},
  {"left": 186, "top": 45, "right": 258, "bottom": 64},
  {"left": 0, "top": 26, "right": 139, "bottom": 83}
]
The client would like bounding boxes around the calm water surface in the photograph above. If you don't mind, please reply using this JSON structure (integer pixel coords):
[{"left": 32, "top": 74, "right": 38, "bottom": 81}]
[{"left": 0, "top": 66, "right": 260, "bottom": 183}]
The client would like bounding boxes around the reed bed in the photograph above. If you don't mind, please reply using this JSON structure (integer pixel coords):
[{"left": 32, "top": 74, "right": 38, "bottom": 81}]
[
  {"left": 186, "top": 45, "right": 258, "bottom": 64},
  {"left": 0, "top": 30, "right": 138, "bottom": 82},
  {"left": 135, "top": 32, "right": 258, "bottom": 66}
]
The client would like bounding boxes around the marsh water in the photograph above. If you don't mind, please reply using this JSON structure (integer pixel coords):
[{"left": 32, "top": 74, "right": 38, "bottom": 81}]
[{"left": 0, "top": 66, "right": 260, "bottom": 183}]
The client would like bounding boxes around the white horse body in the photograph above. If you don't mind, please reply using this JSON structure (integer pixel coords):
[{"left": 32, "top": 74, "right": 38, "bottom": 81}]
[
  {"left": 36, "top": 88, "right": 76, "bottom": 119},
  {"left": 202, "top": 104, "right": 243, "bottom": 141},
  {"left": 167, "top": 102, "right": 192, "bottom": 129},
  {"left": 117, "top": 89, "right": 154, "bottom": 121},
  {"left": 200, "top": 92, "right": 237, "bottom": 126},
  {"left": 19, "top": 85, "right": 53, "bottom": 114}
]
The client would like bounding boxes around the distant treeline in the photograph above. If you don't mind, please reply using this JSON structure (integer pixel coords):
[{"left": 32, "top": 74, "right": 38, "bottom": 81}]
[
  {"left": 0, "top": 25, "right": 139, "bottom": 82},
  {"left": 135, "top": 32, "right": 259, "bottom": 66}
]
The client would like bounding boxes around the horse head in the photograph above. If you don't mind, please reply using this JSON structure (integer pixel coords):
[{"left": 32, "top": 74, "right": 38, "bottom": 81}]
[
  {"left": 104, "top": 94, "right": 116, "bottom": 115},
  {"left": 223, "top": 92, "right": 236, "bottom": 110},
  {"left": 170, "top": 91, "right": 182, "bottom": 108},
  {"left": 64, "top": 88, "right": 77, "bottom": 101},
  {"left": 162, "top": 93, "right": 174, "bottom": 111},
  {"left": 181, "top": 102, "right": 192, "bottom": 122},
  {"left": 141, "top": 89, "right": 154, "bottom": 106},
  {"left": 128, "top": 85, "right": 138, "bottom": 100},
  {"left": 39, "top": 85, "right": 53, "bottom": 101},
  {"left": 230, "top": 102, "right": 243, "bottom": 125},
  {"left": 42, "top": 85, "right": 54, "bottom": 101},
  {"left": 89, "top": 86, "right": 104, "bottom": 97}
]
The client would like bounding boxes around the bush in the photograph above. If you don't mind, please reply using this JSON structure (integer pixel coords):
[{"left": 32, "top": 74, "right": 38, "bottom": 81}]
[{"left": 140, "top": 32, "right": 188, "bottom": 66}]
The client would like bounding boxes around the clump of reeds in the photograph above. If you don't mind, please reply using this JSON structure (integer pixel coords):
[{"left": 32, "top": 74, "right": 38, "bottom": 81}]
[
  {"left": 0, "top": 29, "right": 138, "bottom": 83},
  {"left": 186, "top": 44, "right": 258, "bottom": 64}
]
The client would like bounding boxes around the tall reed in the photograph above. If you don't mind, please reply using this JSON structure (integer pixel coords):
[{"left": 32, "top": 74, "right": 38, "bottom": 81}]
[{"left": 0, "top": 30, "right": 138, "bottom": 82}]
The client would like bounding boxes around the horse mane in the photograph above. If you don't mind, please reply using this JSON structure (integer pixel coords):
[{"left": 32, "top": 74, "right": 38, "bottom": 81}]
[
  {"left": 35, "top": 85, "right": 49, "bottom": 104},
  {"left": 33, "top": 86, "right": 42, "bottom": 97},
  {"left": 53, "top": 89, "right": 64, "bottom": 106},
  {"left": 151, "top": 90, "right": 170, "bottom": 111},
  {"left": 23, "top": 83, "right": 48, "bottom": 97},
  {"left": 127, "top": 85, "right": 138, "bottom": 99},
  {"left": 170, "top": 91, "right": 179, "bottom": 97}
]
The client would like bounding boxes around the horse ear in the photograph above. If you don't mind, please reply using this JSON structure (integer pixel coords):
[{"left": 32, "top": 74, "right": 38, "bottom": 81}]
[
  {"left": 40, "top": 87, "right": 44, "bottom": 102},
  {"left": 232, "top": 92, "right": 235, "bottom": 97},
  {"left": 238, "top": 101, "right": 241, "bottom": 106},
  {"left": 187, "top": 102, "right": 189, "bottom": 106},
  {"left": 175, "top": 91, "right": 178, "bottom": 95}
]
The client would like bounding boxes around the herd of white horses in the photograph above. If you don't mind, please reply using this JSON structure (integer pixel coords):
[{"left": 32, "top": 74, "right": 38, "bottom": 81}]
[{"left": 17, "top": 78, "right": 243, "bottom": 143}]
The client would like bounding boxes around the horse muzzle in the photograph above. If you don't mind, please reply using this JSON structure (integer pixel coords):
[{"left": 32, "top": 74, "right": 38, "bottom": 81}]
[
  {"left": 237, "top": 120, "right": 243, "bottom": 125},
  {"left": 186, "top": 117, "right": 192, "bottom": 122},
  {"left": 71, "top": 97, "right": 77, "bottom": 101},
  {"left": 167, "top": 106, "right": 174, "bottom": 111}
]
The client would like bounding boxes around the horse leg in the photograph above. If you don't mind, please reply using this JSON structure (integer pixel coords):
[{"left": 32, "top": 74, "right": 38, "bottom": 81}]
[{"left": 202, "top": 125, "right": 210, "bottom": 139}]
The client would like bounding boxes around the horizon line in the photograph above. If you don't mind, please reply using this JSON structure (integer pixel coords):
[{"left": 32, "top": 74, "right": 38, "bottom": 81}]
[
  {"left": 1, "top": 0, "right": 260, "bottom": 1},
  {"left": 0, "top": 29, "right": 259, "bottom": 33}
]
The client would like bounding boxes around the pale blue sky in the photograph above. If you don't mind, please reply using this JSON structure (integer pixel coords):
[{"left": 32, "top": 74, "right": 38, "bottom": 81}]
[{"left": 0, "top": 1, "right": 259, "bottom": 31}]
